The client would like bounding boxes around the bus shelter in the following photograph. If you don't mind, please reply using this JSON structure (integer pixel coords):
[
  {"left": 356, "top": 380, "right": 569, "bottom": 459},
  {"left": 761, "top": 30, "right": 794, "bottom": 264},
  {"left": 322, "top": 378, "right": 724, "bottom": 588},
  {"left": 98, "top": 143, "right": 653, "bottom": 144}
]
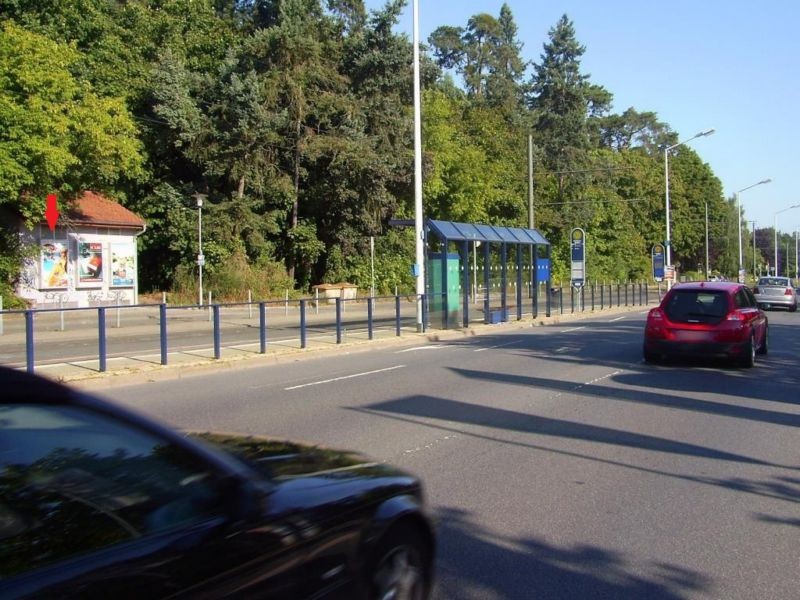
[{"left": 426, "top": 220, "right": 552, "bottom": 329}]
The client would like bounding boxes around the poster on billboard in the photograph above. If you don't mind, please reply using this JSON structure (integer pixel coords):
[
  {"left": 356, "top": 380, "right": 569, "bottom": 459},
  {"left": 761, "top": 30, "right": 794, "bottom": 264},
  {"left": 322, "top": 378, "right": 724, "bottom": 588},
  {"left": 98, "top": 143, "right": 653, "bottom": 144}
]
[
  {"left": 78, "top": 241, "right": 104, "bottom": 286},
  {"left": 40, "top": 241, "right": 69, "bottom": 289},
  {"left": 111, "top": 243, "right": 136, "bottom": 287}
]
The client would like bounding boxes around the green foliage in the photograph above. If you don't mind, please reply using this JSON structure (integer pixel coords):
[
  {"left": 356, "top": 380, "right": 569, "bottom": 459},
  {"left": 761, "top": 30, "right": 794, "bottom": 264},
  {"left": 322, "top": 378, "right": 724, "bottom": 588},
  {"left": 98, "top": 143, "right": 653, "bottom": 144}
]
[
  {"left": 2, "top": 2, "right": 737, "bottom": 300},
  {"left": 0, "top": 21, "right": 143, "bottom": 223}
]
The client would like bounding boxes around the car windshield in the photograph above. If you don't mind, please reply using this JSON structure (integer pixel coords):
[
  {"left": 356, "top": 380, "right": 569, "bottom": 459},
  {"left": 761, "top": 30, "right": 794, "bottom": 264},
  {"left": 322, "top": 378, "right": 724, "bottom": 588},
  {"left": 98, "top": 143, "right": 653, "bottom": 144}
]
[{"left": 664, "top": 290, "right": 729, "bottom": 323}]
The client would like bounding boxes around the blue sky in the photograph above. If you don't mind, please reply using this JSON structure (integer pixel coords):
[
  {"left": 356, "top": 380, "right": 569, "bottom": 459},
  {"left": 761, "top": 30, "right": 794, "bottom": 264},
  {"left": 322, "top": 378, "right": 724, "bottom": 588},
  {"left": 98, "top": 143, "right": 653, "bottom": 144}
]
[{"left": 364, "top": 0, "right": 800, "bottom": 235}]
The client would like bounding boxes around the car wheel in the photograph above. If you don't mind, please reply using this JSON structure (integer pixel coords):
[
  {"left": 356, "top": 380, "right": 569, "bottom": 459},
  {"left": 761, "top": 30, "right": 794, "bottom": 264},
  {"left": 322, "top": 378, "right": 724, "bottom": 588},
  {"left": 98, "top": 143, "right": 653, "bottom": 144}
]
[
  {"left": 756, "top": 326, "right": 768, "bottom": 355},
  {"left": 643, "top": 347, "right": 660, "bottom": 364},
  {"left": 369, "top": 528, "right": 430, "bottom": 600},
  {"left": 790, "top": 304, "right": 797, "bottom": 313},
  {"left": 738, "top": 334, "right": 756, "bottom": 368}
]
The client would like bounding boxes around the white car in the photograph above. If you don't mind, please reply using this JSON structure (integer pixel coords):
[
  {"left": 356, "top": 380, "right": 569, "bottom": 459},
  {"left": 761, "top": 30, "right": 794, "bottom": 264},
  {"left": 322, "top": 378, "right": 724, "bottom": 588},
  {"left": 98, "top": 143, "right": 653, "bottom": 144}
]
[{"left": 753, "top": 277, "right": 798, "bottom": 311}]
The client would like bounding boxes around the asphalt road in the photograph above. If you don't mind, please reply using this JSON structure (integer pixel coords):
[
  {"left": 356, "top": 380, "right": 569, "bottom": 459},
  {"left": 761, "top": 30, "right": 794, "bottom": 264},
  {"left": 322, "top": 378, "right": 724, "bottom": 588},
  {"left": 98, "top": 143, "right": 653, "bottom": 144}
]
[{"left": 100, "top": 309, "right": 800, "bottom": 599}]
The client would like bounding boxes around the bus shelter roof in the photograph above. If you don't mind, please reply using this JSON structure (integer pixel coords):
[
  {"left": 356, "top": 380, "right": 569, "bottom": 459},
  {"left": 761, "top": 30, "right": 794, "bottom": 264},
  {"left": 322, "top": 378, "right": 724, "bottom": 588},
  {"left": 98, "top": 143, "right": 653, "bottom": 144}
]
[{"left": 428, "top": 219, "right": 550, "bottom": 246}]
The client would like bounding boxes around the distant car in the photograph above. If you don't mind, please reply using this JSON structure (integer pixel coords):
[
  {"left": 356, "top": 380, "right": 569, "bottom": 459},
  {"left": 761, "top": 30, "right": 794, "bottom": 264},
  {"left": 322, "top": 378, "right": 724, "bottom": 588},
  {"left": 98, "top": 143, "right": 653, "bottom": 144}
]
[
  {"left": 0, "top": 366, "right": 435, "bottom": 599},
  {"left": 753, "top": 276, "right": 797, "bottom": 311},
  {"left": 643, "top": 281, "right": 768, "bottom": 367}
]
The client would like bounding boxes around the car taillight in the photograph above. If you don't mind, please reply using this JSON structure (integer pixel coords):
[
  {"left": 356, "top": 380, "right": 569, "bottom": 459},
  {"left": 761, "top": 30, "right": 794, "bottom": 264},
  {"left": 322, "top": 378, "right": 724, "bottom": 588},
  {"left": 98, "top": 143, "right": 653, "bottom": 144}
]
[
  {"left": 753, "top": 287, "right": 759, "bottom": 294},
  {"left": 648, "top": 308, "right": 664, "bottom": 321},
  {"left": 726, "top": 311, "right": 743, "bottom": 321},
  {"left": 785, "top": 288, "right": 794, "bottom": 296}
]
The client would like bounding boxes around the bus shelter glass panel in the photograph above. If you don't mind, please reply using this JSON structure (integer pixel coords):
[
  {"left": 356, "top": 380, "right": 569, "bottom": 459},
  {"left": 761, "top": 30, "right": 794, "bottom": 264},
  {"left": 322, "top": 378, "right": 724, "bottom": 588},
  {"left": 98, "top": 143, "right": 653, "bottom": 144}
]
[{"left": 427, "top": 251, "right": 461, "bottom": 329}]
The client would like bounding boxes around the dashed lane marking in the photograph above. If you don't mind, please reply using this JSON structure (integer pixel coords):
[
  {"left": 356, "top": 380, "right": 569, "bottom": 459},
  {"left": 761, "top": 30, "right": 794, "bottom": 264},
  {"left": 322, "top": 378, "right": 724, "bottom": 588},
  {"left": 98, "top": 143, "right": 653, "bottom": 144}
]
[
  {"left": 474, "top": 341, "right": 519, "bottom": 352},
  {"left": 284, "top": 365, "right": 407, "bottom": 390}
]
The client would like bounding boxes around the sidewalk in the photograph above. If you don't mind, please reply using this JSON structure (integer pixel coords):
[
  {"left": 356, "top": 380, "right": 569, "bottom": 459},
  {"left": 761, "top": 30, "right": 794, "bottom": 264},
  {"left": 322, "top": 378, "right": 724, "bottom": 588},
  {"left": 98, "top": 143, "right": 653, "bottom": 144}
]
[{"left": 31, "top": 303, "right": 649, "bottom": 390}]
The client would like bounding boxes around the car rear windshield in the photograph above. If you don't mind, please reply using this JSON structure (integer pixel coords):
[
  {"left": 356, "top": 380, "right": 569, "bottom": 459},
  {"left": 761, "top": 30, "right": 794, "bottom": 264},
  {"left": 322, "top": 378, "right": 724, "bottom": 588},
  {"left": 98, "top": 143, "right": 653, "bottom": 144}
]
[
  {"left": 757, "top": 278, "right": 790, "bottom": 287},
  {"left": 664, "top": 290, "right": 729, "bottom": 323}
]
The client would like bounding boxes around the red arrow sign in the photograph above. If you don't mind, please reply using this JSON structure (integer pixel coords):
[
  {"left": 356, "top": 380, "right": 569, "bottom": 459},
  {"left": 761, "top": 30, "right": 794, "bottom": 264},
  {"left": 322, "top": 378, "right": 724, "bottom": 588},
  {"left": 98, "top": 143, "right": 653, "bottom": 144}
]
[{"left": 45, "top": 193, "right": 59, "bottom": 232}]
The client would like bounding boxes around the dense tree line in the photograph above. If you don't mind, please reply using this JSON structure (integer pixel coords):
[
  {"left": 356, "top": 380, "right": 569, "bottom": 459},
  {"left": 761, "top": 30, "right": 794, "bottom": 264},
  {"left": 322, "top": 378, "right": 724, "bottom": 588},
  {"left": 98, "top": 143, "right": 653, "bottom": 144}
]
[{"left": 0, "top": 1, "right": 780, "bottom": 302}]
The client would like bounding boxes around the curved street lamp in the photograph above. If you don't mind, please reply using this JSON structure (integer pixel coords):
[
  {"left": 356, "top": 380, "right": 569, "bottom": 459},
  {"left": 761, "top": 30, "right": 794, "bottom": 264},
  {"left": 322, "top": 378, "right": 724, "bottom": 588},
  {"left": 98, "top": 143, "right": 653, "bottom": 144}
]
[
  {"left": 664, "top": 129, "right": 714, "bottom": 285},
  {"left": 774, "top": 204, "right": 800, "bottom": 276},
  {"left": 736, "top": 179, "right": 771, "bottom": 279}
]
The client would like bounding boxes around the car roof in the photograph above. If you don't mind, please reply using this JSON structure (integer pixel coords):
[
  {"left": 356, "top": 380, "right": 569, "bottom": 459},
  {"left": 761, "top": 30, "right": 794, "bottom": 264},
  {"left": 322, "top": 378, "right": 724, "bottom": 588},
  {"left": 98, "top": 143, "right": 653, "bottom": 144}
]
[{"left": 670, "top": 281, "right": 741, "bottom": 293}]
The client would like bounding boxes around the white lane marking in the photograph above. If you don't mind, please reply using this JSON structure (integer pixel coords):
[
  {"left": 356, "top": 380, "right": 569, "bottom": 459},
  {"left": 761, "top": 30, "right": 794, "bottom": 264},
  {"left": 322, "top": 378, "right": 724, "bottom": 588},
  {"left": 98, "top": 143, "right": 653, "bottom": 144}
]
[
  {"left": 554, "top": 346, "right": 570, "bottom": 353},
  {"left": 474, "top": 341, "right": 519, "bottom": 352},
  {"left": 562, "top": 326, "right": 586, "bottom": 333},
  {"left": 609, "top": 316, "right": 626, "bottom": 322},
  {"left": 284, "top": 365, "right": 406, "bottom": 390},
  {"left": 396, "top": 345, "right": 447, "bottom": 353}
]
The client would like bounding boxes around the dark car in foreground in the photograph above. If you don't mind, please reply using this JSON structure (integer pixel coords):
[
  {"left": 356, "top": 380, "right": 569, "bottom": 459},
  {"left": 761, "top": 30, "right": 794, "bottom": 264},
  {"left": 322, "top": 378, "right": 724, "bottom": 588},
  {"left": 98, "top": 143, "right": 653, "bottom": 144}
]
[
  {"left": 0, "top": 367, "right": 435, "bottom": 599},
  {"left": 753, "top": 276, "right": 797, "bottom": 311},
  {"left": 643, "top": 281, "right": 768, "bottom": 367}
]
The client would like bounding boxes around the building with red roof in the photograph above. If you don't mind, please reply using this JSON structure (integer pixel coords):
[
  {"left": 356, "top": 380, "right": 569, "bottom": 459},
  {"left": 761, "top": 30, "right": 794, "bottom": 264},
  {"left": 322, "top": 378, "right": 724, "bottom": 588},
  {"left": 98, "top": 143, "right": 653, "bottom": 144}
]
[{"left": 16, "top": 191, "right": 147, "bottom": 307}]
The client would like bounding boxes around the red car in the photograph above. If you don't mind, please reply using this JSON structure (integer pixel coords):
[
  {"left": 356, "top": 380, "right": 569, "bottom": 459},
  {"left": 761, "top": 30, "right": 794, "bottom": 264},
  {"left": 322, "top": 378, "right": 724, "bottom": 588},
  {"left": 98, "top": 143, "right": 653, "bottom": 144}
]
[{"left": 643, "top": 281, "right": 768, "bottom": 367}]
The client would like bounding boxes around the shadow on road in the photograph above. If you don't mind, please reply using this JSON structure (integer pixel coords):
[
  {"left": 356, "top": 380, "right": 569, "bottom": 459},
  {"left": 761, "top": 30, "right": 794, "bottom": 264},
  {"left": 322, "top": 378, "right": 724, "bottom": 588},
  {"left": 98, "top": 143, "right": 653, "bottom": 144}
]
[
  {"left": 361, "top": 394, "right": 789, "bottom": 467},
  {"left": 432, "top": 506, "right": 711, "bottom": 599}
]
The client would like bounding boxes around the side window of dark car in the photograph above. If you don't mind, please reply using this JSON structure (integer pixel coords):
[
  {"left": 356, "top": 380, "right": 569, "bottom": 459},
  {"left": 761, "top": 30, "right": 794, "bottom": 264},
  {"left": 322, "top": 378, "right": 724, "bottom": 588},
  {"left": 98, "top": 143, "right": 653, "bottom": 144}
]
[
  {"left": 0, "top": 404, "right": 224, "bottom": 578},
  {"left": 734, "top": 289, "right": 751, "bottom": 308},
  {"left": 743, "top": 288, "right": 758, "bottom": 307}
]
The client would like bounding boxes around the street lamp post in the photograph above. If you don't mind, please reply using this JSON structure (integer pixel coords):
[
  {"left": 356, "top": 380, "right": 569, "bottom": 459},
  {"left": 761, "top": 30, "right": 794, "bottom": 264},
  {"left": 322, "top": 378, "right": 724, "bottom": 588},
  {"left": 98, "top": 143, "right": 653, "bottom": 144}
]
[
  {"left": 412, "top": 0, "right": 425, "bottom": 331},
  {"left": 194, "top": 193, "right": 206, "bottom": 307},
  {"left": 774, "top": 204, "right": 800, "bottom": 277},
  {"left": 704, "top": 202, "right": 709, "bottom": 280},
  {"left": 664, "top": 128, "right": 714, "bottom": 286},
  {"left": 736, "top": 179, "right": 771, "bottom": 280},
  {"left": 751, "top": 221, "right": 757, "bottom": 279}
]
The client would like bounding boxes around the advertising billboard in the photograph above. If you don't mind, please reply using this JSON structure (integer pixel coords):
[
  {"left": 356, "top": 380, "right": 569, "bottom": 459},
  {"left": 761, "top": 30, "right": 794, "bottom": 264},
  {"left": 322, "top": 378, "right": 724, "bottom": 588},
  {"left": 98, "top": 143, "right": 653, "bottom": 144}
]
[
  {"left": 78, "top": 241, "right": 104, "bottom": 286},
  {"left": 40, "top": 241, "right": 69, "bottom": 289},
  {"left": 111, "top": 243, "right": 136, "bottom": 287}
]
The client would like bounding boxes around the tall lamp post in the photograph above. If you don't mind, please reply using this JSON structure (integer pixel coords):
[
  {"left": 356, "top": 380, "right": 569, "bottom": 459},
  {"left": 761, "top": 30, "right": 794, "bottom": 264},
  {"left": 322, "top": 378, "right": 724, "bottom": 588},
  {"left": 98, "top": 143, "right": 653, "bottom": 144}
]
[
  {"left": 795, "top": 229, "right": 799, "bottom": 279},
  {"left": 774, "top": 204, "right": 800, "bottom": 276},
  {"left": 412, "top": 0, "right": 425, "bottom": 331},
  {"left": 664, "top": 129, "right": 714, "bottom": 286},
  {"left": 751, "top": 221, "right": 757, "bottom": 278},
  {"left": 194, "top": 193, "right": 206, "bottom": 306},
  {"left": 736, "top": 179, "right": 771, "bottom": 280}
]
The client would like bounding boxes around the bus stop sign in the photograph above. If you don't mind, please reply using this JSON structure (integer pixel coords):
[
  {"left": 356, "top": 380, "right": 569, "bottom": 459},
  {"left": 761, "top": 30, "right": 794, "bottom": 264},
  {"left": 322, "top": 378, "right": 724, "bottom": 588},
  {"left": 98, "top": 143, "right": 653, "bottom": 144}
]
[
  {"left": 570, "top": 228, "right": 586, "bottom": 288},
  {"left": 652, "top": 244, "right": 665, "bottom": 282}
]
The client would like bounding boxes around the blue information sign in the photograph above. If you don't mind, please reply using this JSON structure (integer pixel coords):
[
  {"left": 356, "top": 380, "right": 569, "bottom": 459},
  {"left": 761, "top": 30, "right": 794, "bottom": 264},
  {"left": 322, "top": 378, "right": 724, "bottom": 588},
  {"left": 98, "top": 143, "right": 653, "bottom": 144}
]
[{"left": 652, "top": 244, "right": 665, "bottom": 281}]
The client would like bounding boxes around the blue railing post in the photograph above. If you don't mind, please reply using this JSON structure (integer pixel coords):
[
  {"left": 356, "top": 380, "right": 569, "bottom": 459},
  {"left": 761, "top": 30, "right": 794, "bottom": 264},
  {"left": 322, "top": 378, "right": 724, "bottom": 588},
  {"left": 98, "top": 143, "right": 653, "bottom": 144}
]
[
  {"left": 300, "top": 299, "right": 307, "bottom": 348},
  {"left": 570, "top": 286, "right": 575, "bottom": 313},
  {"left": 395, "top": 295, "right": 401, "bottom": 336},
  {"left": 645, "top": 283, "right": 649, "bottom": 305},
  {"left": 617, "top": 284, "right": 621, "bottom": 307},
  {"left": 259, "top": 302, "right": 267, "bottom": 353},
  {"left": 213, "top": 305, "right": 221, "bottom": 359},
  {"left": 160, "top": 303, "right": 168, "bottom": 365},
  {"left": 335, "top": 298, "right": 342, "bottom": 344},
  {"left": 625, "top": 283, "right": 628, "bottom": 306},
  {"left": 421, "top": 294, "right": 428, "bottom": 332},
  {"left": 367, "top": 298, "right": 374, "bottom": 340},
  {"left": 25, "top": 310, "right": 34, "bottom": 373},
  {"left": 591, "top": 284, "right": 595, "bottom": 311},
  {"left": 98, "top": 307, "right": 107, "bottom": 372}
]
